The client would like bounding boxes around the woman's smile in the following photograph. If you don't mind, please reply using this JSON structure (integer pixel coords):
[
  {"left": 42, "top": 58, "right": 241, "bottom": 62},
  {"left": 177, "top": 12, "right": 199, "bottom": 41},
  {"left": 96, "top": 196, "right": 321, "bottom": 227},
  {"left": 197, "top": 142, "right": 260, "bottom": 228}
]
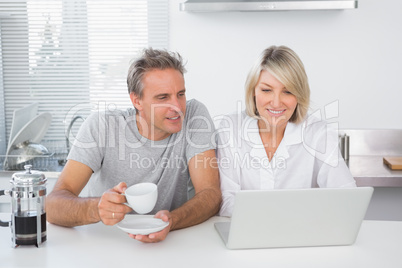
[{"left": 254, "top": 70, "right": 298, "bottom": 129}]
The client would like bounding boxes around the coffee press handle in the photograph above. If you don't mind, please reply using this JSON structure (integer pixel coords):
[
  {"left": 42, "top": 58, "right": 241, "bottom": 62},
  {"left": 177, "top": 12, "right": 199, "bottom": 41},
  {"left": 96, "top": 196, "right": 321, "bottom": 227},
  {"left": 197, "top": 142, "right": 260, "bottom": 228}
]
[{"left": 0, "top": 190, "right": 10, "bottom": 227}]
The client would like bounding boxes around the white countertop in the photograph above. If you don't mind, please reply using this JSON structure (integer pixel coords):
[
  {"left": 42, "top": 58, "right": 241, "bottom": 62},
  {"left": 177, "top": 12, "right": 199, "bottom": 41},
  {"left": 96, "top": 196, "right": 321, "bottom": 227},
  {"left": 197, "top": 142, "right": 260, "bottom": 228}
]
[{"left": 0, "top": 214, "right": 401, "bottom": 268}]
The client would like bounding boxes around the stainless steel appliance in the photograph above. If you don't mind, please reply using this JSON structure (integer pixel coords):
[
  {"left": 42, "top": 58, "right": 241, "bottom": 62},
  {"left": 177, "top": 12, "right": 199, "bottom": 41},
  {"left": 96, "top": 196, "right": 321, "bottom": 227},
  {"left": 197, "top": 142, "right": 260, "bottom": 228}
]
[
  {"left": 180, "top": 0, "right": 358, "bottom": 12},
  {"left": 0, "top": 165, "right": 47, "bottom": 247},
  {"left": 339, "top": 133, "right": 350, "bottom": 161}
]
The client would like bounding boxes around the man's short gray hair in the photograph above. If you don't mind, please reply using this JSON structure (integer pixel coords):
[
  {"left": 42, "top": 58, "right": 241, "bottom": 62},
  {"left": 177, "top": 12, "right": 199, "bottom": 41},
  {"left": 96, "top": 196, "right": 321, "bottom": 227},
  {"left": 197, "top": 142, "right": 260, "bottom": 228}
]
[{"left": 127, "top": 48, "right": 186, "bottom": 97}]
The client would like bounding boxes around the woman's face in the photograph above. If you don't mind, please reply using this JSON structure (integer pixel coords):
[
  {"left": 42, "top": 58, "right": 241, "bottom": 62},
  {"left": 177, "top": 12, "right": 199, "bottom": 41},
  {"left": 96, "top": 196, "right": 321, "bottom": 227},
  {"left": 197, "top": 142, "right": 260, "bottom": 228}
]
[{"left": 254, "top": 70, "right": 298, "bottom": 129}]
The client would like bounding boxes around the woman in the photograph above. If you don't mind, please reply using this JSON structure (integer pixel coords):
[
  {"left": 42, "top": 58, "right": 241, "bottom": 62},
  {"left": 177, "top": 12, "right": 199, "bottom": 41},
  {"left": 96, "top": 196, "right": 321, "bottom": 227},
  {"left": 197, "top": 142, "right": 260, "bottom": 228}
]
[{"left": 217, "top": 45, "right": 356, "bottom": 217}]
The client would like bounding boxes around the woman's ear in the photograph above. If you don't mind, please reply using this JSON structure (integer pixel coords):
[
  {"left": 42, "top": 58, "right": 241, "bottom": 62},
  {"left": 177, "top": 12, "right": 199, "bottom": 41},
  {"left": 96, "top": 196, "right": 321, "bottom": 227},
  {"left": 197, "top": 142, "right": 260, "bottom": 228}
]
[{"left": 130, "top": 92, "right": 142, "bottom": 111}]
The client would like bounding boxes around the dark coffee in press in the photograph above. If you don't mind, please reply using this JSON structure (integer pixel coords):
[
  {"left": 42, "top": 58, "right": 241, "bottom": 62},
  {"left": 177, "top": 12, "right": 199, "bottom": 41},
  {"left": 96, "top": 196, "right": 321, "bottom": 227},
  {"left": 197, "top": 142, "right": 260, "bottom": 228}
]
[{"left": 14, "top": 213, "right": 47, "bottom": 245}]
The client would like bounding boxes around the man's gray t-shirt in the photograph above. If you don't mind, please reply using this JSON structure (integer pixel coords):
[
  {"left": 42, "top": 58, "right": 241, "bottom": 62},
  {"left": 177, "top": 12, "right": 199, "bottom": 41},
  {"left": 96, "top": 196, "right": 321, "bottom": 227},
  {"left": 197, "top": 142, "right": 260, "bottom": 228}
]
[{"left": 67, "top": 99, "right": 215, "bottom": 214}]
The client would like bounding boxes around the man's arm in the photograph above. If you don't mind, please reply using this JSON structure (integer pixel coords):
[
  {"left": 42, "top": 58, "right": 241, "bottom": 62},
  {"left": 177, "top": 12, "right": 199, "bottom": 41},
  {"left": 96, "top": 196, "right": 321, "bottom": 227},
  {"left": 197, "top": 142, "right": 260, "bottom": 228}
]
[
  {"left": 131, "top": 149, "right": 221, "bottom": 242},
  {"left": 169, "top": 149, "right": 221, "bottom": 230},
  {"left": 47, "top": 160, "right": 132, "bottom": 227}
]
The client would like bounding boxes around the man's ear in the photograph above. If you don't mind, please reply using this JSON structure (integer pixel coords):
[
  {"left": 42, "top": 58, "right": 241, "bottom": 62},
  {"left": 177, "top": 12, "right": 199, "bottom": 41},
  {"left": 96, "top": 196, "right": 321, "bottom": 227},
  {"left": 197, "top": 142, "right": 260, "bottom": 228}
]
[{"left": 130, "top": 92, "right": 142, "bottom": 111}]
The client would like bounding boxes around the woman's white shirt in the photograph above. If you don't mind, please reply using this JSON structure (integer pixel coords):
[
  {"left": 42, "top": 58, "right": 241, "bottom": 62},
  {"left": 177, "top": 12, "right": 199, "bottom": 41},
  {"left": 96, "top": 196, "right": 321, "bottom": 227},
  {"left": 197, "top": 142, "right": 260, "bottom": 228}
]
[{"left": 216, "top": 112, "right": 356, "bottom": 217}]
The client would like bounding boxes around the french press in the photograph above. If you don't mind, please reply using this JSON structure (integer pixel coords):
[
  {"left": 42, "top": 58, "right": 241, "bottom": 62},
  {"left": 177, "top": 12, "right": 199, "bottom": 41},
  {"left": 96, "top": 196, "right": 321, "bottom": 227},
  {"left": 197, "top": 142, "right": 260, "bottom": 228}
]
[{"left": 0, "top": 165, "right": 47, "bottom": 247}]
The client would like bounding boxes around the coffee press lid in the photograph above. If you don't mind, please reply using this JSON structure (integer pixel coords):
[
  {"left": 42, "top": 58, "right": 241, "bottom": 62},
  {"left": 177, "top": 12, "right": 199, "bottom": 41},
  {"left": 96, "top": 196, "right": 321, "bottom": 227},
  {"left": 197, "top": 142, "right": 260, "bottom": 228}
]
[{"left": 11, "top": 165, "right": 47, "bottom": 186}]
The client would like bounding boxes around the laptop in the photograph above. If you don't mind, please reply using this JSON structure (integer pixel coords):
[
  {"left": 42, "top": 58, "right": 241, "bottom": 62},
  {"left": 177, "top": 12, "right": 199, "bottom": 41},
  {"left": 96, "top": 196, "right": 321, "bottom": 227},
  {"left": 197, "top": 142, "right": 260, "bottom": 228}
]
[{"left": 215, "top": 187, "right": 374, "bottom": 249}]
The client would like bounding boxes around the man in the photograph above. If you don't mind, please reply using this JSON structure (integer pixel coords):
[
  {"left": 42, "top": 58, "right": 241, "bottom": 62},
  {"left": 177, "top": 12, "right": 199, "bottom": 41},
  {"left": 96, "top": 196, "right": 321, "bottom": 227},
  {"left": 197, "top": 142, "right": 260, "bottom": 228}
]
[{"left": 47, "top": 48, "right": 221, "bottom": 243}]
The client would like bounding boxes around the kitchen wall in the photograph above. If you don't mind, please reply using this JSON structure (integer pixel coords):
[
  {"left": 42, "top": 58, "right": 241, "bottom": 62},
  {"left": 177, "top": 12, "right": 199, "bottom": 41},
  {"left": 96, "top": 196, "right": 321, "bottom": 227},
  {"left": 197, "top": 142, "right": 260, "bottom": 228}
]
[{"left": 169, "top": 0, "right": 402, "bottom": 129}]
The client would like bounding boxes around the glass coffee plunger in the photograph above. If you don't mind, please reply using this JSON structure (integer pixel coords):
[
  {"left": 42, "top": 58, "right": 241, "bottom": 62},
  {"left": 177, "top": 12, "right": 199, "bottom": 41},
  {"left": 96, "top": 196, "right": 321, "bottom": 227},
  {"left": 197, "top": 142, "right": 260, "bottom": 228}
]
[{"left": 0, "top": 164, "right": 47, "bottom": 247}]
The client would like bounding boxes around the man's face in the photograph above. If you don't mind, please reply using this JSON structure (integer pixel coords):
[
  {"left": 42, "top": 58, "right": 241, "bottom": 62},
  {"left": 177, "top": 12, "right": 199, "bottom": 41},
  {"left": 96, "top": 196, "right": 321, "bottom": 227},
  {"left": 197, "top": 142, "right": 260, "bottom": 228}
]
[{"left": 130, "top": 68, "right": 186, "bottom": 141}]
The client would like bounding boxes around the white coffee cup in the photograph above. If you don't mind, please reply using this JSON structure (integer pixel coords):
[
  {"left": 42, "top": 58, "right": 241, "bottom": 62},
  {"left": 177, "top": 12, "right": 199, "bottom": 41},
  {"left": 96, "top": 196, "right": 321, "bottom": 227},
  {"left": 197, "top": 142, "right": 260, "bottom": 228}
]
[{"left": 124, "top": 183, "right": 158, "bottom": 214}]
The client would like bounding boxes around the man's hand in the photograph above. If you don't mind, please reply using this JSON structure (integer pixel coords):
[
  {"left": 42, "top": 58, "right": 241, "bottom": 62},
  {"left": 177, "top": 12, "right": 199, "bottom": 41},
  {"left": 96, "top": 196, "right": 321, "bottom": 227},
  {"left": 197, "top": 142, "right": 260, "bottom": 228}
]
[
  {"left": 98, "top": 182, "right": 133, "bottom": 225},
  {"left": 128, "top": 210, "right": 172, "bottom": 243}
]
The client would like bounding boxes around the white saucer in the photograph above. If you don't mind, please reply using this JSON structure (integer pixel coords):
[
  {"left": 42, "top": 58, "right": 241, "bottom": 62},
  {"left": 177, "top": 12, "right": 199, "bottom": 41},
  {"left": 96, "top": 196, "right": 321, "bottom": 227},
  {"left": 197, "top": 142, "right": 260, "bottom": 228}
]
[{"left": 116, "top": 216, "right": 169, "bottom": 235}]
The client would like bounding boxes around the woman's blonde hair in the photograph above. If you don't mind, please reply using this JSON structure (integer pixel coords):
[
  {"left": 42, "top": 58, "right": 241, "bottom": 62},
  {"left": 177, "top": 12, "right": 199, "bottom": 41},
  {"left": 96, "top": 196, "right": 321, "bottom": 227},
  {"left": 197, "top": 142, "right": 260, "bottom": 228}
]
[{"left": 245, "top": 45, "right": 310, "bottom": 124}]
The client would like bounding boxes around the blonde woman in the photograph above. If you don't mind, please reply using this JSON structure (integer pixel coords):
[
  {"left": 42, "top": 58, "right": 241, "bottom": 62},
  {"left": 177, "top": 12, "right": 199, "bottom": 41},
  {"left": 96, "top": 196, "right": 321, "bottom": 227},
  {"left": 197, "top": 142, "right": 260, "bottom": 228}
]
[{"left": 217, "top": 45, "right": 356, "bottom": 217}]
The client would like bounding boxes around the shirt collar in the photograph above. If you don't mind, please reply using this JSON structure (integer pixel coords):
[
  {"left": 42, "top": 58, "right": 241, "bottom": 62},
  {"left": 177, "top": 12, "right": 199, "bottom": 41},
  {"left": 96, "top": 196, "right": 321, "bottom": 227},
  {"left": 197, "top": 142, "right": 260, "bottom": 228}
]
[
  {"left": 282, "top": 121, "right": 303, "bottom": 146},
  {"left": 245, "top": 117, "right": 303, "bottom": 160}
]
